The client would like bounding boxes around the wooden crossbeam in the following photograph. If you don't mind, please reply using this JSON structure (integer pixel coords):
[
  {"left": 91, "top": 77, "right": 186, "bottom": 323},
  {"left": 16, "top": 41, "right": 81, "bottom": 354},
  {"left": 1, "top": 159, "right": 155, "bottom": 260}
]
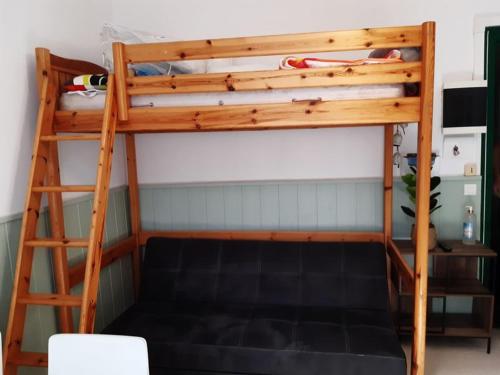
[
  {"left": 54, "top": 97, "right": 421, "bottom": 133},
  {"left": 121, "top": 26, "right": 422, "bottom": 63},
  {"left": 32, "top": 185, "right": 95, "bottom": 193},
  {"left": 17, "top": 294, "right": 82, "bottom": 307},
  {"left": 7, "top": 352, "right": 48, "bottom": 368},
  {"left": 25, "top": 238, "right": 89, "bottom": 248},
  {"left": 140, "top": 230, "right": 385, "bottom": 245},
  {"left": 40, "top": 134, "right": 101, "bottom": 142},
  {"left": 127, "top": 62, "right": 421, "bottom": 95}
]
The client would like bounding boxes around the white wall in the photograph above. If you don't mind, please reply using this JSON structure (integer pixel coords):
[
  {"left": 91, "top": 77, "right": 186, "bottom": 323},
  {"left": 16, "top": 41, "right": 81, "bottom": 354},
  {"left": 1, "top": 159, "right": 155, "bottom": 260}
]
[
  {"left": 110, "top": 0, "right": 500, "bottom": 184},
  {"left": 3, "top": 0, "right": 500, "bottom": 216},
  {"left": 0, "top": 0, "right": 127, "bottom": 217}
]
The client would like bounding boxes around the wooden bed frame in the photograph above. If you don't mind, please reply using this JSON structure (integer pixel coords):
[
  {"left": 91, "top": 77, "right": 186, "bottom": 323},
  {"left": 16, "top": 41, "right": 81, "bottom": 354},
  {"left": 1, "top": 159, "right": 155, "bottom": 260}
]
[{"left": 4, "top": 22, "right": 435, "bottom": 375}]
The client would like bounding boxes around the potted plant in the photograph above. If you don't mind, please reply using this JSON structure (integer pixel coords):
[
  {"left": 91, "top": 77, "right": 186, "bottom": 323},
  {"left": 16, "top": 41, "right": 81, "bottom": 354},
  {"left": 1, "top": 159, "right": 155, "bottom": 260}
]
[{"left": 400, "top": 166, "right": 441, "bottom": 250}]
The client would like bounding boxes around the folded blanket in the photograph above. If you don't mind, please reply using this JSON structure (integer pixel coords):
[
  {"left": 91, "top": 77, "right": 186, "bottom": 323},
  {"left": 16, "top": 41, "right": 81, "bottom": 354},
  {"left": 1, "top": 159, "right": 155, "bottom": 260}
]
[
  {"left": 280, "top": 49, "right": 402, "bottom": 69},
  {"left": 64, "top": 74, "right": 108, "bottom": 92}
]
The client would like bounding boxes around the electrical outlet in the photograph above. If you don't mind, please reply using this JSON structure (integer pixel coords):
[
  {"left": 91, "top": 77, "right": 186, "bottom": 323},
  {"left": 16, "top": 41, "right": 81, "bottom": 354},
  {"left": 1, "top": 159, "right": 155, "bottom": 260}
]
[{"left": 464, "top": 184, "right": 477, "bottom": 196}]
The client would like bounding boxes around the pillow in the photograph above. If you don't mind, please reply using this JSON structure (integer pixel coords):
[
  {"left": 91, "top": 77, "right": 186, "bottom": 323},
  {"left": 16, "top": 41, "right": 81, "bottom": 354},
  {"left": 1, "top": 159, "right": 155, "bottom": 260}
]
[
  {"left": 101, "top": 23, "right": 206, "bottom": 75},
  {"left": 369, "top": 48, "right": 420, "bottom": 61}
]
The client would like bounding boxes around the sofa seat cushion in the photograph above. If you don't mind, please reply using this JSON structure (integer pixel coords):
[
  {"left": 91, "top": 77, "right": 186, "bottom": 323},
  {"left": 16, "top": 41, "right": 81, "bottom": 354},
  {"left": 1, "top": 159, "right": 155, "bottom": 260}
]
[{"left": 104, "top": 302, "right": 406, "bottom": 375}]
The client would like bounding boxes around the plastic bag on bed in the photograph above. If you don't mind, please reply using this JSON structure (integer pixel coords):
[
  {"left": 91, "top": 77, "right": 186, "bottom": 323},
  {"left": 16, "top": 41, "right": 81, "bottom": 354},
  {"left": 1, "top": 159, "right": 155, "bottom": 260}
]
[{"left": 101, "top": 23, "right": 206, "bottom": 75}]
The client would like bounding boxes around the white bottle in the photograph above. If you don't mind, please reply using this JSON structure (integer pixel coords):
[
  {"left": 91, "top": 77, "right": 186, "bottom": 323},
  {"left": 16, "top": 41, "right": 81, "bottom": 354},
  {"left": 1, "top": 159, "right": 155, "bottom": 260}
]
[{"left": 462, "top": 206, "right": 476, "bottom": 245}]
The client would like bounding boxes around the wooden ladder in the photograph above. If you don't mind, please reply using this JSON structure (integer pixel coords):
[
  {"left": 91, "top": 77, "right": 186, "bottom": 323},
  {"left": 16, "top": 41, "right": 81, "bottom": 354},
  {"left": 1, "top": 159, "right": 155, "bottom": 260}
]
[{"left": 3, "top": 50, "right": 117, "bottom": 375}]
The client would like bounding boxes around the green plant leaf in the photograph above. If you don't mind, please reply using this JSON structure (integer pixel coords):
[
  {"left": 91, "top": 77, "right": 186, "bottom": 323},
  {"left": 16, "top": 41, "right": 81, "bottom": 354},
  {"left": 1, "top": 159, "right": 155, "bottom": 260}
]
[
  {"left": 430, "top": 198, "right": 438, "bottom": 210},
  {"left": 409, "top": 194, "right": 416, "bottom": 204},
  {"left": 401, "top": 173, "right": 416, "bottom": 187},
  {"left": 406, "top": 186, "right": 416, "bottom": 199},
  {"left": 430, "top": 176, "right": 441, "bottom": 191},
  {"left": 401, "top": 205, "right": 415, "bottom": 218},
  {"left": 430, "top": 192, "right": 441, "bottom": 200},
  {"left": 430, "top": 205, "right": 442, "bottom": 215}
]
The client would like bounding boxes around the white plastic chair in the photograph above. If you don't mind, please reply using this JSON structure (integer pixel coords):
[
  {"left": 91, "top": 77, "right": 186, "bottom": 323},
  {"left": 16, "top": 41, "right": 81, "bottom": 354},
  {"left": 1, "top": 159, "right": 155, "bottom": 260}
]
[{"left": 48, "top": 334, "right": 149, "bottom": 375}]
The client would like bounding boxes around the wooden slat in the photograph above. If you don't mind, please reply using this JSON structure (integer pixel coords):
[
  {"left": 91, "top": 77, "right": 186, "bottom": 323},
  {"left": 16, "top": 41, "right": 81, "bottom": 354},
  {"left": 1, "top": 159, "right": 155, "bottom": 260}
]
[
  {"left": 140, "top": 230, "right": 385, "bottom": 245},
  {"left": 7, "top": 352, "right": 48, "bottom": 367},
  {"left": 125, "top": 134, "right": 142, "bottom": 299},
  {"left": 17, "top": 293, "right": 82, "bottom": 307},
  {"left": 79, "top": 76, "right": 117, "bottom": 333},
  {"left": 32, "top": 185, "right": 95, "bottom": 193},
  {"left": 40, "top": 134, "right": 101, "bottom": 141},
  {"left": 68, "top": 235, "right": 137, "bottom": 288},
  {"left": 25, "top": 238, "right": 89, "bottom": 248},
  {"left": 127, "top": 62, "right": 421, "bottom": 95},
  {"left": 123, "top": 25, "right": 422, "bottom": 63},
  {"left": 412, "top": 21, "right": 435, "bottom": 375},
  {"left": 387, "top": 239, "right": 414, "bottom": 283},
  {"left": 54, "top": 97, "right": 421, "bottom": 133}
]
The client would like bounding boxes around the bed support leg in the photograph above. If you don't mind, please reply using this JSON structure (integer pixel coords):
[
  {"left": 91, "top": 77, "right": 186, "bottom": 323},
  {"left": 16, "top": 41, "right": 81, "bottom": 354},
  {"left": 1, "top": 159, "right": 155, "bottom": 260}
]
[
  {"left": 126, "top": 133, "right": 142, "bottom": 299},
  {"left": 411, "top": 21, "right": 435, "bottom": 375},
  {"left": 384, "top": 124, "right": 394, "bottom": 305}
]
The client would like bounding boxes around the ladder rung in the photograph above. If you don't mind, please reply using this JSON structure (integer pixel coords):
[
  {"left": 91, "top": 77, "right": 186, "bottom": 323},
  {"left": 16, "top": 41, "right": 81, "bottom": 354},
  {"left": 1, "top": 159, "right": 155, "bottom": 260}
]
[
  {"left": 8, "top": 351, "right": 48, "bottom": 367},
  {"left": 17, "top": 293, "right": 82, "bottom": 307},
  {"left": 25, "top": 238, "right": 89, "bottom": 248},
  {"left": 40, "top": 134, "right": 101, "bottom": 142},
  {"left": 32, "top": 185, "right": 95, "bottom": 193}
]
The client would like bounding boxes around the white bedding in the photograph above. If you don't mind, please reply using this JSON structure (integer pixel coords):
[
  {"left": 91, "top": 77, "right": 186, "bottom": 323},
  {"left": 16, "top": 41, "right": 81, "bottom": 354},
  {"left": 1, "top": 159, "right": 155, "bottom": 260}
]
[{"left": 60, "top": 84, "right": 405, "bottom": 111}]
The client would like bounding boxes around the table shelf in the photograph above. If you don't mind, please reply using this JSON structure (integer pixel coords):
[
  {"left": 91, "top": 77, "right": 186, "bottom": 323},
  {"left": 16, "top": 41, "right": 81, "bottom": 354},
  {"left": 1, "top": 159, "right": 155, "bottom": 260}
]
[{"left": 393, "top": 239, "right": 496, "bottom": 353}]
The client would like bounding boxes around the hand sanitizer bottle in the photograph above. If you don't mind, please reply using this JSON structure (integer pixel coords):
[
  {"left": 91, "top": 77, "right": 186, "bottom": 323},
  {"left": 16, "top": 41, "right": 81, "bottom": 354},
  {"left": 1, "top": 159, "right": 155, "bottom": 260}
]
[{"left": 462, "top": 206, "right": 476, "bottom": 245}]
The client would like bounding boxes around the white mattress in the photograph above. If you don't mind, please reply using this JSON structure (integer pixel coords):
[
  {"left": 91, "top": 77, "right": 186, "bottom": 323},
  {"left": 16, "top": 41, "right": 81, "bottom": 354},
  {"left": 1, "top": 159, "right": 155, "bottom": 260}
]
[{"left": 59, "top": 84, "right": 405, "bottom": 111}]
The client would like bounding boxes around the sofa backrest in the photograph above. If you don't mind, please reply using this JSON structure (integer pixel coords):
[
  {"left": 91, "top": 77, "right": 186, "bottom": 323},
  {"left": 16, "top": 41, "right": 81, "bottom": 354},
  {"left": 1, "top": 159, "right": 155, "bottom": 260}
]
[{"left": 141, "top": 238, "right": 389, "bottom": 311}]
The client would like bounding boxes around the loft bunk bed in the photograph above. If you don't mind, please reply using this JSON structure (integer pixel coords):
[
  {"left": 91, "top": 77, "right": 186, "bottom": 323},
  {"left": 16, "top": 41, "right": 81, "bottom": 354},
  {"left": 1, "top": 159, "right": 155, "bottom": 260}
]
[{"left": 3, "top": 22, "right": 435, "bottom": 375}]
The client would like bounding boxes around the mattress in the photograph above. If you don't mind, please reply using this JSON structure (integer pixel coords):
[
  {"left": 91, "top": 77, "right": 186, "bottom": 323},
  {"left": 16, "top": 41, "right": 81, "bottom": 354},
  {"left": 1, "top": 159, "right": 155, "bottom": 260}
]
[{"left": 59, "top": 84, "right": 405, "bottom": 111}]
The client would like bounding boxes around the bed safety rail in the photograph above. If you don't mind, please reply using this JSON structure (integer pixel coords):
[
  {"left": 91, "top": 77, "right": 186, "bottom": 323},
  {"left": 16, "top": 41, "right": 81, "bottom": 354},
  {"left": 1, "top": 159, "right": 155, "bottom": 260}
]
[{"left": 102, "top": 25, "right": 426, "bottom": 132}]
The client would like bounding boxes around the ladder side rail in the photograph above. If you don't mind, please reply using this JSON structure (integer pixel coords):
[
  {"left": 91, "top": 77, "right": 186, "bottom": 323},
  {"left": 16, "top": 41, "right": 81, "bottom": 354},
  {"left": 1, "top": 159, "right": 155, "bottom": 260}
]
[
  {"left": 40, "top": 48, "right": 74, "bottom": 334},
  {"left": 79, "top": 75, "right": 117, "bottom": 332},
  {"left": 3, "top": 74, "right": 57, "bottom": 375}
]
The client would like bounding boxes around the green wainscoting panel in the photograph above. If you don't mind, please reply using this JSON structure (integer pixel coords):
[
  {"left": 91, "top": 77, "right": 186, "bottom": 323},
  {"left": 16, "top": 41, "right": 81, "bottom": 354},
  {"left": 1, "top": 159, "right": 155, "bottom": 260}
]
[
  {"left": 139, "top": 176, "right": 482, "bottom": 239},
  {"left": 0, "top": 186, "right": 133, "bottom": 375}
]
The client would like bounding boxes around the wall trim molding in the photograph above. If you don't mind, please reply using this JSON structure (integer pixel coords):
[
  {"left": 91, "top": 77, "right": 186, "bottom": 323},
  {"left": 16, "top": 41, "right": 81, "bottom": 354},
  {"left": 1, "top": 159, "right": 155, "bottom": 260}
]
[{"left": 138, "top": 175, "right": 481, "bottom": 190}]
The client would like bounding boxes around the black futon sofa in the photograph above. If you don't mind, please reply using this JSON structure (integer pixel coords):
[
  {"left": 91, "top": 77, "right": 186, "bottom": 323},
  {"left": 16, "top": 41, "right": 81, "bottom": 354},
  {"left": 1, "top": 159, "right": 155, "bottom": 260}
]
[{"left": 104, "top": 237, "right": 406, "bottom": 375}]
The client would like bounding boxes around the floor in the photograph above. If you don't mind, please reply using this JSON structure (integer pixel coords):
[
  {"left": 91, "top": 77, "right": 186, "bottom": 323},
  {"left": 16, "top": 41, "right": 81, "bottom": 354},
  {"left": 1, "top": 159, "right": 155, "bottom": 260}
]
[{"left": 402, "top": 330, "right": 500, "bottom": 374}]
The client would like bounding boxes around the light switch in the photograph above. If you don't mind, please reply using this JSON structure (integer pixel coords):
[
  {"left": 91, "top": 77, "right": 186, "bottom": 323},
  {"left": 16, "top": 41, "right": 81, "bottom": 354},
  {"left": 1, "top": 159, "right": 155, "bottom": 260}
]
[
  {"left": 464, "top": 184, "right": 477, "bottom": 196},
  {"left": 464, "top": 163, "right": 477, "bottom": 176}
]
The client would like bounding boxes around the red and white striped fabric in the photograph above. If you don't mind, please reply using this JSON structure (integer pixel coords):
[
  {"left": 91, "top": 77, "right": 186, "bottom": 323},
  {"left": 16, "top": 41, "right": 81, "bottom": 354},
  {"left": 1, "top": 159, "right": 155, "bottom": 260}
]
[{"left": 280, "top": 49, "right": 402, "bottom": 69}]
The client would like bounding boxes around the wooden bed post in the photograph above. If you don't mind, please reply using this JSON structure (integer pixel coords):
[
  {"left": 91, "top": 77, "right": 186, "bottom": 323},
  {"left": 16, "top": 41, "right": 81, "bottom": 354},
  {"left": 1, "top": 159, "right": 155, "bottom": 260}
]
[
  {"left": 125, "top": 133, "right": 142, "bottom": 298},
  {"left": 113, "top": 42, "right": 130, "bottom": 122},
  {"left": 384, "top": 124, "right": 394, "bottom": 305},
  {"left": 411, "top": 21, "right": 435, "bottom": 375},
  {"left": 384, "top": 124, "right": 394, "bottom": 244}
]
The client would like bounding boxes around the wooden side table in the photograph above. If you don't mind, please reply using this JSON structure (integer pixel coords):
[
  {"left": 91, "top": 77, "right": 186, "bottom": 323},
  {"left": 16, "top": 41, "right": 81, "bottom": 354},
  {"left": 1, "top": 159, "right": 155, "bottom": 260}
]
[{"left": 395, "top": 240, "right": 497, "bottom": 353}]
